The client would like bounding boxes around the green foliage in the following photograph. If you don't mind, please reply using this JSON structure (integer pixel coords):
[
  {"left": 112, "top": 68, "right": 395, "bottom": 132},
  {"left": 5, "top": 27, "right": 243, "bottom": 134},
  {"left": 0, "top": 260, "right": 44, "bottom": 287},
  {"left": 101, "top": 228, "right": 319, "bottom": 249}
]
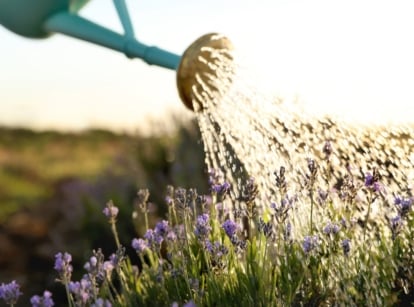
[
  {"left": 2, "top": 124, "right": 414, "bottom": 306},
  {"left": 49, "top": 172, "right": 414, "bottom": 306}
]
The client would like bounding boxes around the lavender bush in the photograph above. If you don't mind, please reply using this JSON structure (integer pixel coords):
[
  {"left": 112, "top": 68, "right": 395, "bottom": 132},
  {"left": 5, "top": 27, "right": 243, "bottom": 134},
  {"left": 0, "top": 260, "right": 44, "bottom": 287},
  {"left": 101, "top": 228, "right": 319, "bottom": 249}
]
[{"left": 1, "top": 157, "right": 414, "bottom": 306}]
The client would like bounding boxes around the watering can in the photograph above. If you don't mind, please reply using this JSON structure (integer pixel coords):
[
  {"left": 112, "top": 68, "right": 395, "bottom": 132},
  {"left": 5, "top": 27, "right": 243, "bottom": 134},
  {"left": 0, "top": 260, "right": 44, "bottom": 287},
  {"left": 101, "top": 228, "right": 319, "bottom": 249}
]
[{"left": 0, "top": 0, "right": 233, "bottom": 111}]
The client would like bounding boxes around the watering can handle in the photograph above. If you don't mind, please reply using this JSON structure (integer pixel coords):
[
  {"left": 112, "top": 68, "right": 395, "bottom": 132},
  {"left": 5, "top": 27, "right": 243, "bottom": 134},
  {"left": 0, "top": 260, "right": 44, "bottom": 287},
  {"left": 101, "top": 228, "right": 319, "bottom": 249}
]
[
  {"left": 112, "top": 0, "right": 135, "bottom": 38},
  {"left": 44, "top": 11, "right": 180, "bottom": 70}
]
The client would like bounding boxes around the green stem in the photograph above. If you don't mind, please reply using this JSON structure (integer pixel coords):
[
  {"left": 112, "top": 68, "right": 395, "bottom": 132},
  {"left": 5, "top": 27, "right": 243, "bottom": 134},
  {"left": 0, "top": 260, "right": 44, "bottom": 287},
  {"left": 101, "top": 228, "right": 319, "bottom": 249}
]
[
  {"left": 111, "top": 221, "right": 121, "bottom": 249},
  {"left": 260, "top": 236, "right": 268, "bottom": 302},
  {"left": 64, "top": 282, "right": 74, "bottom": 307},
  {"left": 309, "top": 188, "right": 314, "bottom": 233},
  {"left": 363, "top": 193, "right": 372, "bottom": 241},
  {"left": 144, "top": 208, "right": 149, "bottom": 233}
]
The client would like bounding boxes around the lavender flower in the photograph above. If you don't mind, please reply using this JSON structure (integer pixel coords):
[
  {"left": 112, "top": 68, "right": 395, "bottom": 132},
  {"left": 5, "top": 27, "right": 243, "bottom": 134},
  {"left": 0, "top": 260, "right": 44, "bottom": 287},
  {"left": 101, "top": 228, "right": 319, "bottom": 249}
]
[
  {"left": 154, "top": 220, "right": 170, "bottom": 237},
  {"left": 91, "top": 298, "right": 112, "bottom": 307},
  {"left": 274, "top": 166, "right": 287, "bottom": 195},
  {"left": 69, "top": 276, "right": 94, "bottom": 305},
  {"left": 165, "top": 185, "right": 174, "bottom": 206},
  {"left": 208, "top": 169, "right": 230, "bottom": 196},
  {"left": 222, "top": 219, "right": 238, "bottom": 238},
  {"left": 340, "top": 217, "right": 347, "bottom": 229},
  {"left": 364, "top": 169, "right": 382, "bottom": 193},
  {"left": 258, "top": 217, "right": 273, "bottom": 238},
  {"left": 206, "top": 241, "right": 227, "bottom": 257},
  {"left": 271, "top": 194, "right": 295, "bottom": 222},
  {"left": 102, "top": 260, "right": 114, "bottom": 277},
  {"left": 107, "top": 251, "right": 122, "bottom": 269},
  {"left": 284, "top": 222, "right": 293, "bottom": 242},
  {"left": 174, "top": 187, "right": 188, "bottom": 210},
  {"left": 322, "top": 140, "right": 333, "bottom": 158},
  {"left": 317, "top": 188, "right": 329, "bottom": 205},
  {"left": 205, "top": 240, "right": 229, "bottom": 268},
  {"left": 132, "top": 238, "right": 149, "bottom": 254},
  {"left": 84, "top": 256, "right": 98, "bottom": 273},
  {"left": 323, "top": 221, "right": 340, "bottom": 236},
  {"left": 364, "top": 172, "right": 375, "bottom": 187},
  {"left": 341, "top": 239, "right": 351, "bottom": 256},
  {"left": 171, "top": 268, "right": 182, "bottom": 279},
  {"left": 84, "top": 249, "right": 106, "bottom": 284},
  {"left": 211, "top": 182, "right": 231, "bottom": 195},
  {"left": 215, "top": 202, "right": 230, "bottom": 218},
  {"left": 0, "top": 280, "right": 22, "bottom": 305},
  {"left": 394, "top": 195, "right": 413, "bottom": 217},
  {"left": 30, "top": 290, "right": 54, "bottom": 307},
  {"left": 136, "top": 189, "right": 150, "bottom": 211},
  {"left": 144, "top": 229, "right": 163, "bottom": 248},
  {"left": 194, "top": 213, "right": 212, "bottom": 240},
  {"left": 208, "top": 169, "right": 223, "bottom": 186},
  {"left": 302, "top": 235, "right": 319, "bottom": 254},
  {"left": 390, "top": 215, "right": 403, "bottom": 240},
  {"left": 102, "top": 200, "right": 119, "bottom": 221},
  {"left": 241, "top": 177, "right": 258, "bottom": 204},
  {"left": 165, "top": 195, "right": 173, "bottom": 207},
  {"left": 54, "top": 252, "right": 73, "bottom": 283},
  {"left": 144, "top": 229, "right": 155, "bottom": 241},
  {"left": 305, "top": 158, "right": 318, "bottom": 187},
  {"left": 166, "top": 230, "right": 177, "bottom": 242},
  {"left": 183, "top": 301, "right": 197, "bottom": 307},
  {"left": 171, "top": 301, "right": 197, "bottom": 307},
  {"left": 221, "top": 220, "right": 245, "bottom": 250}
]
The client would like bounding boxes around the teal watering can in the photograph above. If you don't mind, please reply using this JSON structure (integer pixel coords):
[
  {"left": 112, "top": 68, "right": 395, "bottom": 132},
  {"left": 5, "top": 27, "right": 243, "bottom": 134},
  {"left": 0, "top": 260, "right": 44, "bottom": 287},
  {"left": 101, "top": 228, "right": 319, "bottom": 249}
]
[{"left": 0, "top": 0, "right": 233, "bottom": 110}]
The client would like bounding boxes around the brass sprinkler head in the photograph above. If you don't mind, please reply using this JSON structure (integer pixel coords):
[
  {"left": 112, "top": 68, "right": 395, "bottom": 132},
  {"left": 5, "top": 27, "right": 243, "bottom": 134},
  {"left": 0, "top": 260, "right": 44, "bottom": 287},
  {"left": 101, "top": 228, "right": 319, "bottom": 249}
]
[{"left": 176, "top": 33, "right": 234, "bottom": 111}]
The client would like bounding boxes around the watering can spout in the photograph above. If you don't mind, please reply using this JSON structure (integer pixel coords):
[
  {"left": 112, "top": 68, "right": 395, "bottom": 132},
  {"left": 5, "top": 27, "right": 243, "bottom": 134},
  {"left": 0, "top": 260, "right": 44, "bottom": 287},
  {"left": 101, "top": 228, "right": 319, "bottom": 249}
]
[
  {"left": 0, "top": 0, "right": 234, "bottom": 112},
  {"left": 44, "top": 12, "right": 180, "bottom": 70}
]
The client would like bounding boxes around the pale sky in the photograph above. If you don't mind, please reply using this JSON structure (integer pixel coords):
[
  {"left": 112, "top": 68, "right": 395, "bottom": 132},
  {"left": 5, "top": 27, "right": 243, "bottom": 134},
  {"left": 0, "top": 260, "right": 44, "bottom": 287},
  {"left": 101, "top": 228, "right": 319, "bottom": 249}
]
[{"left": 1, "top": 0, "right": 414, "bottom": 132}]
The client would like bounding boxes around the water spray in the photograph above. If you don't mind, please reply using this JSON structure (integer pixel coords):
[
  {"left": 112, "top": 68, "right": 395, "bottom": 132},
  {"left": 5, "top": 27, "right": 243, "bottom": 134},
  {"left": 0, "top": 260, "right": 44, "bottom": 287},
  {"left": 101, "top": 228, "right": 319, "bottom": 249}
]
[{"left": 0, "top": 0, "right": 233, "bottom": 111}]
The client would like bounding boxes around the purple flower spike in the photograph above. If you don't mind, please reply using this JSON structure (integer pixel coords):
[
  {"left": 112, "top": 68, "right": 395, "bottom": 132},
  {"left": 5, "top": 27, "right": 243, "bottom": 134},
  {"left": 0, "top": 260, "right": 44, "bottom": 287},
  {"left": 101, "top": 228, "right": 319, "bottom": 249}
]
[
  {"left": 143, "top": 228, "right": 163, "bottom": 248},
  {"left": 390, "top": 215, "right": 403, "bottom": 240},
  {"left": 364, "top": 169, "right": 382, "bottom": 193},
  {"left": 183, "top": 300, "right": 197, "bottom": 307},
  {"left": 195, "top": 213, "right": 211, "bottom": 240},
  {"left": 323, "top": 140, "right": 333, "bottom": 158},
  {"left": 54, "top": 252, "right": 73, "bottom": 282},
  {"left": 341, "top": 239, "right": 351, "bottom": 256},
  {"left": 222, "top": 219, "right": 238, "bottom": 238},
  {"left": 208, "top": 169, "right": 230, "bottom": 195},
  {"left": 132, "top": 238, "right": 149, "bottom": 254},
  {"left": 213, "top": 182, "right": 230, "bottom": 194},
  {"left": 69, "top": 277, "right": 93, "bottom": 305},
  {"left": 103, "top": 200, "right": 119, "bottom": 221},
  {"left": 154, "top": 220, "right": 170, "bottom": 237},
  {"left": 0, "top": 280, "right": 22, "bottom": 305},
  {"left": 302, "top": 235, "right": 319, "bottom": 254},
  {"left": 394, "top": 195, "right": 413, "bottom": 216},
  {"left": 323, "top": 221, "right": 340, "bottom": 236},
  {"left": 30, "top": 290, "right": 54, "bottom": 307},
  {"left": 92, "top": 298, "right": 112, "bottom": 307},
  {"left": 364, "top": 173, "right": 374, "bottom": 186}
]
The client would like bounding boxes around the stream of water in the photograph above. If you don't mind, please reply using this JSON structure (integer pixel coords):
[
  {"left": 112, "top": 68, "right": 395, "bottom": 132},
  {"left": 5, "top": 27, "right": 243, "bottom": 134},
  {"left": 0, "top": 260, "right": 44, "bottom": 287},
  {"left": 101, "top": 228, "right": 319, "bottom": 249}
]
[{"left": 191, "top": 45, "right": 414, "bottom": 236}]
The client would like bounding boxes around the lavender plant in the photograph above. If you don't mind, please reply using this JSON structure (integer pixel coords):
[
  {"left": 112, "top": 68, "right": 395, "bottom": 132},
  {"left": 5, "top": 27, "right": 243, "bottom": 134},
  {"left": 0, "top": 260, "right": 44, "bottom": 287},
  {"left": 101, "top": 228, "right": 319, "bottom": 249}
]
[{"left": 1, "top": 157, "right": 414, "bottom": 306}]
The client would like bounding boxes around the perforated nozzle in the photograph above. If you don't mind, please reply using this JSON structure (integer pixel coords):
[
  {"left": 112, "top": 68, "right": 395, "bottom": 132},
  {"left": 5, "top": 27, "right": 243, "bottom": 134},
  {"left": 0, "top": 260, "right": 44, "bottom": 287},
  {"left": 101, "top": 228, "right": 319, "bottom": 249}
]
[{"left": 176, "top": 33, "right": 234, "bottom": 111}]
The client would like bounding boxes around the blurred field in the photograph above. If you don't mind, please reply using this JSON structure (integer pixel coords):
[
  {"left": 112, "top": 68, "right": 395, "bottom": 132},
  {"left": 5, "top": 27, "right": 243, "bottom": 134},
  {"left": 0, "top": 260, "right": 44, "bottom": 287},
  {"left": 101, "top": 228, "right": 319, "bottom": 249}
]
[
  {"left": 0, "top": 122, "right": 208, "bottom": 305},
  {"left": 0, "top": 123, "right": 208, "bottom": 218},
  {"left": 0, "top": 128, "right": 133, "bottom": 220}
]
